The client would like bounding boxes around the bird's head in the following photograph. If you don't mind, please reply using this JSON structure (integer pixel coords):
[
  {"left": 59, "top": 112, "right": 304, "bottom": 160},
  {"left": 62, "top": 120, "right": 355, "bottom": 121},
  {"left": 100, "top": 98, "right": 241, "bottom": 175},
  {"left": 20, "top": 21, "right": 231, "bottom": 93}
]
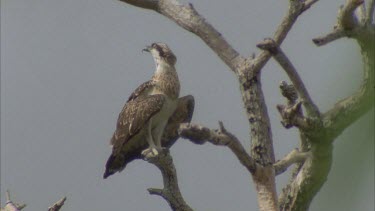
[{"left": 143, "top": 42, "right": 177, "bottom": 66}]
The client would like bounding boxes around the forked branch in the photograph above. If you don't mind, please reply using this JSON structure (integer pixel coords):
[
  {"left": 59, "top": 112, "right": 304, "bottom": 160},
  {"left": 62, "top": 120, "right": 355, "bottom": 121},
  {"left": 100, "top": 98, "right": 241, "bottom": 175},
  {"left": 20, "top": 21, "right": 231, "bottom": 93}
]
[
  {"left": 314, "top": 0, "right": 374, "bottom": 138},
  {"left": 313, "top": 0, "right": 368, "bottom": 46},
  {"left": 145, "top": 150, "right": 193, "bottom": 211},
  {"left": 278, "top": 0, "right": 373, "bottom": 210},
  {"left": 1, "top": 190, "right": 26, "bottom": 211},
  {"left": 256, "top": 38, "right": 320, "bottom": 118},
  {"left": 245, "top": 0, "right": 320, "bottom": 77},
  {"left": 179, "top": 122, "right": 257, "bottom": 174}
]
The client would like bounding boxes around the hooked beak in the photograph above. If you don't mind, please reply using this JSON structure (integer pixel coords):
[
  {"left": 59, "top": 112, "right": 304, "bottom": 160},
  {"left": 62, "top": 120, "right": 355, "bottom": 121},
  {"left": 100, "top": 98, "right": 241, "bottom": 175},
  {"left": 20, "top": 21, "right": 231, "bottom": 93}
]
[{"left": 142, "top": 46, "right": 151, "bottom": 53}]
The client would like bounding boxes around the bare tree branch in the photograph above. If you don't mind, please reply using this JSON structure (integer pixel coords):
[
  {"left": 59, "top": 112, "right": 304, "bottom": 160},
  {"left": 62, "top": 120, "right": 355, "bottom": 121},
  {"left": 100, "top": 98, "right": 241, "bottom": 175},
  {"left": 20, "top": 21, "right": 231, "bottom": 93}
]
[
  {"left": 339, "top": 0, "right": 364, "bottom": 30},
  {"left": 179, "top": 122, "right": 257, "bottom": 174},
  {"left": 313, "top": 0, "right": 366, "bottom": 46},
  {"left": 322, "top": 29, "right": 374, "bottom": 138},
  {"left": 239, "top": 0, "right": 319, "bottom": 175},
  {"left": 312, "top": 29, "right": 347, "bottom": 46},
  {"left": 279, "top": 0, "right": 374, "bottom": 210},
  {"left": 119, "top": 0, "right": 244, "bottom": 72},
  {"left": 179, "top": 122, "right": 280, "bottom": 211},
  {"left": 277, "top": 102, "right": 312, "bottom": 130},
  {"left": 278, "top": 142, "right": 333, "bottom": 211},
  {"left": 323, "top": 89, "right": 374, "bottom": 139},
  {"left": 245, "top": 0, "right": 320, "bottom": 77},
  {"left": 274, "top": 149, "right": 311, "bottom": 175},
  {"left": 233, "top": 2, "right": 321, "bottom": 210},
  {"left": 320, "top": 0, "right": 375, "bottom": 139},
  {"left": 145, "top": 149, "right": 193, "bottom": 211},
  {"left": 256, "top": 38, "right": 320, "bottom": 118},
  {"left": 1, "top": 190, "right": 26, "bottom": 211},
  {"left": 1, "top": 191, "right": 66, "bottom": 211},
  {"left": 48, "top": 197, "right": 67, "bottom": 211},
  {"left": 275, "top": 81, "right": 312, "bottom": 130}
]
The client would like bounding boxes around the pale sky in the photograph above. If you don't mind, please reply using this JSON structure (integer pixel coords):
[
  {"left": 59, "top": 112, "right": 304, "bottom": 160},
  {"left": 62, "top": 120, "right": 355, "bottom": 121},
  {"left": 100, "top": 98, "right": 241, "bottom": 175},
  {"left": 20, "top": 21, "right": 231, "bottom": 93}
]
[{"left": 1, "top": 0, "right": 374, "bottom": 210}]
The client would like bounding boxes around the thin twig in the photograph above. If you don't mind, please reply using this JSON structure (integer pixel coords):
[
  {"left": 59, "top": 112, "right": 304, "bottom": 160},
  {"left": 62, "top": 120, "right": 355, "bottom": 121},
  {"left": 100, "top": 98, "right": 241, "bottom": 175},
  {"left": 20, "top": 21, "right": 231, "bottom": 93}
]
[
  {"left": 312, "top": 29, "right": 347, "bottom": 46},
  {"left": 48, "top": 197, "right": 67, "bottom": 211},
  {"left": 274, "top": 149, "right": 311, "bottom": 175},
  {"left": 313, "top": 0, "right": 364, "bottom": 46}
]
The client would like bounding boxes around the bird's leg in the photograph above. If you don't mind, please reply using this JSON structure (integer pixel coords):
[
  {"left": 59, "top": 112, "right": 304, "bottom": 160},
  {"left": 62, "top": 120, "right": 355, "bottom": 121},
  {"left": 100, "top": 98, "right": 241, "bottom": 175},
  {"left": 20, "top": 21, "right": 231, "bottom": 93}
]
[
  {"left": 154, "top": 123, "right": 166, "bottom": 149},
  {"left": 141, "top": 118, "right": 159, "bottom": 158}
]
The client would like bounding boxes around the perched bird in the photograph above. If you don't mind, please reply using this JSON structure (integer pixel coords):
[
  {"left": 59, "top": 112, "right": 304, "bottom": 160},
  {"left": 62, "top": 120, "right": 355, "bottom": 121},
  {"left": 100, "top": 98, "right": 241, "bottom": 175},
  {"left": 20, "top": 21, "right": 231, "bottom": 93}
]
[{"left": 103, "top": 43, "right": 193, "bottom": 179}]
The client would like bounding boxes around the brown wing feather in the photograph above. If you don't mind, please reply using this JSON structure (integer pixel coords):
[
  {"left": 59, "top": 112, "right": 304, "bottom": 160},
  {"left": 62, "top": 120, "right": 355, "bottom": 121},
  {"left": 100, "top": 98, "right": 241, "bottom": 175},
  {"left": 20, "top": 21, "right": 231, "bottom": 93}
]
[
  {"left": 161, "top": 95, "right": 195, "bottom": 148},
  {"left": 104, "top": 94, "right": 165, "bottom": 178},
  {"left": 104, "top": 95, "right": 194, "bottom": 179},
  {"left": 111, "top": 94, "right": 165, "bottom": 148},
  {"left": 127, "top": 80, "right": 155, "bottom": 102}
]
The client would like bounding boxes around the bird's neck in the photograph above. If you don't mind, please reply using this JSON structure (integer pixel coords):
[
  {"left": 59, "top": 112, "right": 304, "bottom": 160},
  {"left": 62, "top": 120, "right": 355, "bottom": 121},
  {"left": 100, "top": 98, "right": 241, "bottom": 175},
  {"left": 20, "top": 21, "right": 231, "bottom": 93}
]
[
  {"left": 154, "top": 60, "right": 174, "bottom": 74},
  {"left": 152, "top": 62, "right": 180, "bottom": 99}
]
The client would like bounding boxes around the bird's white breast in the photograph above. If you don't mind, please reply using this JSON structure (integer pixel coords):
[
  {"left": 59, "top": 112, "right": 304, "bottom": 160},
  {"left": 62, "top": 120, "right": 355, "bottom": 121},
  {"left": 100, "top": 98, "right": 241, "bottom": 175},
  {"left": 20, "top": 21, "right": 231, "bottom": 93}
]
[{"left": 151, "top": 96, "right": 178, "bottom": 132}]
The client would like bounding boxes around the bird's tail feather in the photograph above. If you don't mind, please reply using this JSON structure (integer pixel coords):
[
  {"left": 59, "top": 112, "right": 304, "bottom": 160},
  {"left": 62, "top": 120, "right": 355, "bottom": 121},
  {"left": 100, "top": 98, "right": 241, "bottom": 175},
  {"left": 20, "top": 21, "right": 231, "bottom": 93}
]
[{"left": 103, "top": 154, "right": 126, "bottom": 179}]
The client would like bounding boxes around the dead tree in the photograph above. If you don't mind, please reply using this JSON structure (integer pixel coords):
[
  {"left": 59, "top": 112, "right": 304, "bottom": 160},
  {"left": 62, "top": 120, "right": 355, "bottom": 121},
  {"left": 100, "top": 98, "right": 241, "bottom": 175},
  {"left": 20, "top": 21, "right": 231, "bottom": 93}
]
[{"left": 116, "top": 0, "right": 374, "bottom": 210}]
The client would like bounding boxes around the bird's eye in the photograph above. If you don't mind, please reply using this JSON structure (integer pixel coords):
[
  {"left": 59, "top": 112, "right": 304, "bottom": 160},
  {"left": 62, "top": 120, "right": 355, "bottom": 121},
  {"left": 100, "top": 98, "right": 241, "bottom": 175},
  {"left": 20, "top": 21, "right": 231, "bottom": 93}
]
[{"left": 151, "top": 43, "right": 157, "bottom": 48}]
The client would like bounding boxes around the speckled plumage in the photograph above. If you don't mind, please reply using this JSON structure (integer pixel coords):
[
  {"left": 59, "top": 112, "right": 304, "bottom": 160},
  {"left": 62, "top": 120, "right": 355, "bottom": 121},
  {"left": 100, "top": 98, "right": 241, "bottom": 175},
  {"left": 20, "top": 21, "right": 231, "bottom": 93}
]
[
  {"left": 152, "top": 68, "right": 180, "bottom": 99},
  {"left": 127, "top": 80, "right": 155, "bottom": 102},
  {"left": 104, "top": 43, "right": 183, "bottom": 179},
  {"left": 110, "top": 95, "right": 165, "bottom": 147}
]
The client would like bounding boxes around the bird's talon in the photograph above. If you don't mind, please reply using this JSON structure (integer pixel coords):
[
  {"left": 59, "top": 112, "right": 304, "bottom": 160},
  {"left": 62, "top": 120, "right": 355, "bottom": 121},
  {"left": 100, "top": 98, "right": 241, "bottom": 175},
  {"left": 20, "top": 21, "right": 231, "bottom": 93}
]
[
  {"left": 142, "top": 147, "right": 160, "bottom": 159},
  {"left": 151, "top": 148, "right": 159, "bottom": 156}
]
